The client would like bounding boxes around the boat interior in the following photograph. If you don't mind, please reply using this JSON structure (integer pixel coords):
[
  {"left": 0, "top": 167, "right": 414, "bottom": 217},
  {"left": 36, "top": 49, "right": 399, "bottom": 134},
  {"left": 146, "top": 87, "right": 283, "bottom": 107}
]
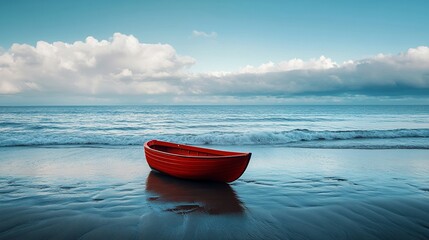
[{"left": 151, "top": 144, "right": 223, "bottom": 156}]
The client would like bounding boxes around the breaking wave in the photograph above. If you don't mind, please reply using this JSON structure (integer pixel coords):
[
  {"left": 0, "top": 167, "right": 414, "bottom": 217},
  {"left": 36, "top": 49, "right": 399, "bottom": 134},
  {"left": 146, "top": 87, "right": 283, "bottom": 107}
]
[{"left": 1, "top": 128, "right": 429, "bottom": 149}]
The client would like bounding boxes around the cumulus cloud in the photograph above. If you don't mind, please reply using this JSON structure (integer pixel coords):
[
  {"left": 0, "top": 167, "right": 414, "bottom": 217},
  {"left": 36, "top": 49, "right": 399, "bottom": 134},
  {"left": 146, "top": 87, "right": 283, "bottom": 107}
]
[
  {"left": 0, "top": 33, "right": 428, "bottom": 104},
  {"left": 192, "top": 30, "right": 217, "bottom": 38},
  {"left": 0, "top": 33, "right": 195, "bottom": 95},
  {"left": 239, "top": 56, "right": 339, "bottom": 74},
  {"left": 185, "top": 46, "right": 429, "bottom": 97}
]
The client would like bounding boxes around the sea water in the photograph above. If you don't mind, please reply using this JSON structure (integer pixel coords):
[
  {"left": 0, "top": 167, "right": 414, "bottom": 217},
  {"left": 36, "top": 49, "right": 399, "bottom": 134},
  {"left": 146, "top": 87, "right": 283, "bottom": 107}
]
[
  {"left": 1, "top": 105, "right": 429, "bottom": 239},
  {"left": 1, "top": 105, "right": 428, "bottom": 148}
]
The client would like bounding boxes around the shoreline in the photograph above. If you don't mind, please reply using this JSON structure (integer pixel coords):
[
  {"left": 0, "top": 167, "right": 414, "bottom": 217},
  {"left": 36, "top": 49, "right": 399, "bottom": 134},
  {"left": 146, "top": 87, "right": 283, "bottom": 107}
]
[{"left": 1, "top": 146, "right": 429, "bottom": 239}]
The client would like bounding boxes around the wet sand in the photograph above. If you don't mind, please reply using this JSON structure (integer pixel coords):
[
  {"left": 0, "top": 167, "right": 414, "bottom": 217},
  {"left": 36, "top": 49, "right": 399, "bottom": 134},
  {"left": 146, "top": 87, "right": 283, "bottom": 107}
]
[{"left": 0, "top": 146, "right": 428, "bottom": 239}]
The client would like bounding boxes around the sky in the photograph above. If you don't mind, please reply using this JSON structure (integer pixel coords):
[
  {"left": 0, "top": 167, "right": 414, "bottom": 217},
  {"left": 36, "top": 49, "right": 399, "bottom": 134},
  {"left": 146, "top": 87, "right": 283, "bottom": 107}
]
[{"left": 0, "top": 0, "right": 428, "bottom": 105}]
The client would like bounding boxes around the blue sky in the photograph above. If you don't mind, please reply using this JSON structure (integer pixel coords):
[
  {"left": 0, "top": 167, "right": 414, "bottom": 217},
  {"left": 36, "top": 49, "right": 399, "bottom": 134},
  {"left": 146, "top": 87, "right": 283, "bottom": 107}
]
[
  {"left": 2, "top": 0, "right": 428, "bottom": 71},
  {"left": 0, "top": 0, "right": 429, "bottom": 104}
]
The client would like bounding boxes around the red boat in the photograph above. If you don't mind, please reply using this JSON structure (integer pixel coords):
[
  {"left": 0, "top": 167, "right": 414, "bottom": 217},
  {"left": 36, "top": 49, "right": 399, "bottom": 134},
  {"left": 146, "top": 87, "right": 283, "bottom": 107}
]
[{"left": 144, "top": 140, "right": 251, "bottom": 182}]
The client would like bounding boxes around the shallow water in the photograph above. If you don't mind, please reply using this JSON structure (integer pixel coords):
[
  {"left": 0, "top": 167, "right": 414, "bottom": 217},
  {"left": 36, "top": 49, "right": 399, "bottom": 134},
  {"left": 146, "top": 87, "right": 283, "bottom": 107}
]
[{"left": 0, "top": 146, "right": 428, "bottom": 239}]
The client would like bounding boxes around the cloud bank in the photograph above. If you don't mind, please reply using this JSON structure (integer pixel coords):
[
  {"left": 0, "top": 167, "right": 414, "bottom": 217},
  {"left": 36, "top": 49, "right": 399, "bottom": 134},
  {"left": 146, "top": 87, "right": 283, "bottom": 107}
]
[
  {"left": 0, "top": 33, "right": 195, "bottom": 96},
  {"left": 0, "top": 33, "right": 428, "bottom": 104}
]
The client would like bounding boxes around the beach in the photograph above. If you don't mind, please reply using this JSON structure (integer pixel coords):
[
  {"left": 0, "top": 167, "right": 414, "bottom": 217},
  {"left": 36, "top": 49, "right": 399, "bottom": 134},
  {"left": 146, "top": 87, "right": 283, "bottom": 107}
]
[
  {"left": 1, "top": 105, "right": 429, "bottom": 239},
  {"left": 2, "top": 0, "right": 429, "bottom": 238},
  {"left": 1, "top": 146, "right": 428, "bottom": 239}
]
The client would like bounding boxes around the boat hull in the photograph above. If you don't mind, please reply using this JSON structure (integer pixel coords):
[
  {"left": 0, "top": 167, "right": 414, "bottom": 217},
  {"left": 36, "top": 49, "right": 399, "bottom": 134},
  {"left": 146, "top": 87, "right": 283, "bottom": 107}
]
[{"left": 144, "top": 140, "right": 251, "bottom": 182}]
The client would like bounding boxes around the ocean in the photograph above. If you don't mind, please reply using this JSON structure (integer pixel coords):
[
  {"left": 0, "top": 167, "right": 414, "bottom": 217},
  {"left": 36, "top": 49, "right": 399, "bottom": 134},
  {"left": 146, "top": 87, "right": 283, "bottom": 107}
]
[
  {"left": 1, "top": 105, "right": 429, "bottom": 239},
  {"left": 1, "top": 105, "right": 429, "bottom": 148}
]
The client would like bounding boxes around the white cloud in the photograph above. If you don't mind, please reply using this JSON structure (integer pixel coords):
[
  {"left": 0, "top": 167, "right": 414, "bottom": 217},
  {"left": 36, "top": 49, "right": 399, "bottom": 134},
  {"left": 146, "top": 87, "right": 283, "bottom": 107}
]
[
  {"left": 239, "top": 56, "right": 338, "bottom": 74},
  {"left": 0, "top": 33, "right": 428, "bottom": 104},
  {"left": 186, "top": 46, "right": 429, "bottom": 97},
  {"left": 0, "top": 33, "right": 195, "bottom": 95},
  {"left": 192, "top": 30, "right": 217, "bottom": 38}
]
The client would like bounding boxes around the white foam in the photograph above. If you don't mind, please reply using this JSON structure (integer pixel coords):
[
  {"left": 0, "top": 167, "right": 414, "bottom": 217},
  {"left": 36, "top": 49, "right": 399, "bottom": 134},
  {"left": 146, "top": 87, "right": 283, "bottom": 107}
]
[{"left": 1, "top": 129, "right": 429, "bottom": 149}]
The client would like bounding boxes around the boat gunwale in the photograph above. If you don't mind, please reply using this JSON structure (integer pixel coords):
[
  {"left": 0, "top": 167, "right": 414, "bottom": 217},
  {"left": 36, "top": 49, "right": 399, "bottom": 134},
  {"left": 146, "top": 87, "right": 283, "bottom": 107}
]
[{"left": 144, "top": 140, "right": 251, "bottom": 160}]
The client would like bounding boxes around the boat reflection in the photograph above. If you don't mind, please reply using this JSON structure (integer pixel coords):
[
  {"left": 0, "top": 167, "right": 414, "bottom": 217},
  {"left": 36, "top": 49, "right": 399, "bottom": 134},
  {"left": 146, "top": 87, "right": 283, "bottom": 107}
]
[{"left": 145, "top": 171, "right": 245, "bottom": 215}]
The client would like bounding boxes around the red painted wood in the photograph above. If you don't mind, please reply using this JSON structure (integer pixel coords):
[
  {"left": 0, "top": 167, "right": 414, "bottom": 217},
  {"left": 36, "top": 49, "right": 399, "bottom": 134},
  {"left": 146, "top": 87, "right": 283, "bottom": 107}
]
[{"left": 144, "top": 140, "right": 251, "bottom": 182}]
